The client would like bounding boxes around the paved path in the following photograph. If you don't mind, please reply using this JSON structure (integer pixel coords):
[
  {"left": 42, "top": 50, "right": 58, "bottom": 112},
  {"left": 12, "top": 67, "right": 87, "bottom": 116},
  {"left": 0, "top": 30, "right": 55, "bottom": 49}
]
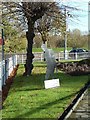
[{"left": 68, "top": 87, "right": 90, "bottom": 119}]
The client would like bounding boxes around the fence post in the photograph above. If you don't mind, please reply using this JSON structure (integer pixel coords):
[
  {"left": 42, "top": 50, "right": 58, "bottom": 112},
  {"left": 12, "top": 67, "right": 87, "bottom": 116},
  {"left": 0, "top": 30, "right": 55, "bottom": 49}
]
[
  {"left": 59, "top": 53, "right": 60, "bottom": 61},
  {"left": 4, "top": 60, "right": 7, "bottom": 84},
  {"left": 5, "top": 59, "right": 8, "bottom": 80},
  {"left": 22, "top": 54, "right": 24, "bottom": 64},
  {"left": 8, "top": 57, "right": 12, "bottom": 76},
  {"left": 15, "top": 55, "right": 17, "bottom": 65},
  {"left": 3, "top": 60, "right": 6, "bottom": 85},
  {"left": 75, "top": 52, "right": 78, "bottom": 60},
  {"left": 12, "top": 55, "right": 14, "bottom": 68},
  {"left": 2, "top": 60, "right": 5, "bottom": 86},
  {"left": 41, "top": 53, "right": 43, "bottom": 62}
]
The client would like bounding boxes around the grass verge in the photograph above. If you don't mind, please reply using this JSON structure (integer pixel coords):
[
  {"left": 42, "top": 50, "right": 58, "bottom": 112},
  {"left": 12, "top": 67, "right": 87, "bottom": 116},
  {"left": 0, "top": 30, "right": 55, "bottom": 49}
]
[
  {"left": 2, "top": 62, "right": 89, "bottom": 119},
  {"left": 32, "top": 47, "right": 72, "bottom": 52}
]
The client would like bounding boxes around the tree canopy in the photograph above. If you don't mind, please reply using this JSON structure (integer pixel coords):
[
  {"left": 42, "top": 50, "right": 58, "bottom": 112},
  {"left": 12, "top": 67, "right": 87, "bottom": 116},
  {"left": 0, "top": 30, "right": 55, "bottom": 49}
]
[{"left": 1, "top": 1, "right": 80, "bottom": 75}]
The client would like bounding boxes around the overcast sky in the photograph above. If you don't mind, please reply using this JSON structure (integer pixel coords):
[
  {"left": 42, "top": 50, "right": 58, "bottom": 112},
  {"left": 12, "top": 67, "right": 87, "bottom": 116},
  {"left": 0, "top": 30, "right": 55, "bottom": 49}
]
[{"left": 61, "top": 0, "right": 89, "bottom": 34}]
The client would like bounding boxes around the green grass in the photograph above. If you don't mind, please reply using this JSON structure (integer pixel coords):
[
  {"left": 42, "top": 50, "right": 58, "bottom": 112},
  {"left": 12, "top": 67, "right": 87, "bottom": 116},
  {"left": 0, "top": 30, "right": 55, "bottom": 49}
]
[
  {"left": 2, "top": 62, "right": 89, "bottom": 119},
  {"left": 53, "top": 47, "right": 72, "bottom": 52},
  {"left": 33, "top": 47, "right": 72, "bottom": 52},
  {"left": 33, "top": 48, "right": 43, "bottom": 52}
]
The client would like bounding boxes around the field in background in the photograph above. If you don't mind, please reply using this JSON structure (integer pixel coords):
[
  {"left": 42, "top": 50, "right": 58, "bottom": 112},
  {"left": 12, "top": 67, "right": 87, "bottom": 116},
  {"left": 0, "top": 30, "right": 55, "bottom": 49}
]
[{"left": 32, "top": 47, "right": 72, "bottom": 52}]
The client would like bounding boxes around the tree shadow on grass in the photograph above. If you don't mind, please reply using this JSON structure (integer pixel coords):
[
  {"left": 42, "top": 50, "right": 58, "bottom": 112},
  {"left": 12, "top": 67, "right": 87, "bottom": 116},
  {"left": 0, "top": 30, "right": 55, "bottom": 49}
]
[
  {"left": 12, "top": 71, "right": 86, "bottom": 92},
  {"left": 15, "top": 87, "right": 45, "bottom": 92},
  {"left": 12, "top": 72, "right": 63, "bottom": 92},
  {"left": 13, "top": 73, "right": 46, "bottom": 90},
  {"left": 15, "top": 91, "right": 79, "bottom": 118}
]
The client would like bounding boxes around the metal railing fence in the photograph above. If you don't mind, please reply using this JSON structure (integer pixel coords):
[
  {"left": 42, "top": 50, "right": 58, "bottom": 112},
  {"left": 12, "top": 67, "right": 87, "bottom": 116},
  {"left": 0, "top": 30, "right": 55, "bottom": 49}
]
[
  {"left": 0, "top": 51, "right": 89, "bottom": 89},
  {"left": 16, "top": 52, "right": 89, "bottom": 64},
  {"left": 0, "top": 55, "right": 17, "bottom": 90}
]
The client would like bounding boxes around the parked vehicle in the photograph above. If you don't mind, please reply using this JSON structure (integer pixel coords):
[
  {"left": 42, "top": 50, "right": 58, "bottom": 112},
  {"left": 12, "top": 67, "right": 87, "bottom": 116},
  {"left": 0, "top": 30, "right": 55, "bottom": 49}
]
[
  {"left": 69, "top": 48, "right": 88, "bottom": 53},
  {"left": 69, "top": 48, "right": 88, "bottom": 58}
]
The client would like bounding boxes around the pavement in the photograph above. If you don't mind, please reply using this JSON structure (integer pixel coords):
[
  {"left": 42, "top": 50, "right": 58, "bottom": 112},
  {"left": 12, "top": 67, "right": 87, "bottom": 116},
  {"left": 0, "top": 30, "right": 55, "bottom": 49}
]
[{"left": 68, "top": 87, "right": 90, "bottom": 119}]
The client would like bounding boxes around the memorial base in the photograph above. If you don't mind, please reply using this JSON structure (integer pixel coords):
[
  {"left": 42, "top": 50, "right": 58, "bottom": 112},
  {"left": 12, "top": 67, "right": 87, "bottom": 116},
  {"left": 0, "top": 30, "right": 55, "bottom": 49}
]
[{"left": 44, "top": 78, "right": 60, "bottom": 89}]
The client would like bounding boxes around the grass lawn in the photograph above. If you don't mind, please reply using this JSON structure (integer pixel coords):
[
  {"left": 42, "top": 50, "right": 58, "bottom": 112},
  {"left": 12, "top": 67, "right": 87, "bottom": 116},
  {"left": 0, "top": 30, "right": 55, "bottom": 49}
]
[
  {"left": 2, "top": 62, "right": 89, "bottom": 119},
  {"left": 32, "top": 47, "right": 72, "bottom": 52}
]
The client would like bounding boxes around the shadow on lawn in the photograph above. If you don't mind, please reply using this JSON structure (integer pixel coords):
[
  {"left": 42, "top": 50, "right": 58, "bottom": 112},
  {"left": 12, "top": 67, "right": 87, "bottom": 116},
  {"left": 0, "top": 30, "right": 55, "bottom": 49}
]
[
  {"left": 13, "top": 72, "right": 62, "bottom": 91},
  {"left": 15, "top": 91, "right": 79, "bottom": 118},
  {"left": 15, "top": 87, "right": 45, "bottom": 92},
  {"left": 13, "top": 73, "right": 45, "bottom": 89},
  {"left": 13, "top": 70, "right": 86, "bottom": 92}
]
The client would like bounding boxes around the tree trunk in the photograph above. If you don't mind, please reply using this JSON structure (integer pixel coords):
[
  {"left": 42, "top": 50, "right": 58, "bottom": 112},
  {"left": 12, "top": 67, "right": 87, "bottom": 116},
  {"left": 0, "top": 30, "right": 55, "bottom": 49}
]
[{"left": 23, "top": 20, "right": 35, "bottom": 76}]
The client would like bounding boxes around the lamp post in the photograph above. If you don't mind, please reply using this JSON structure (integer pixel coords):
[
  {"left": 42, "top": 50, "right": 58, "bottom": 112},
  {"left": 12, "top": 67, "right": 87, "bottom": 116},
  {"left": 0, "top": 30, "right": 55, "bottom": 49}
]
[
  {"left": 1, "top": 29, "right": 5, "bottom": 87},
  {"left": 88, "top": 2, "right": 90, "bottom": 60},
  {"left": 1, "top": 29, "right": 4, "bottom": 61},
  {"left": 88, "top": 2, "right": 90, "bottom": 52},
  {"left": 0, "top": 29, "right": 4, "bottom": 60},
  {"left": 64, "top": 8, "right": 68, "bottom": 60}
]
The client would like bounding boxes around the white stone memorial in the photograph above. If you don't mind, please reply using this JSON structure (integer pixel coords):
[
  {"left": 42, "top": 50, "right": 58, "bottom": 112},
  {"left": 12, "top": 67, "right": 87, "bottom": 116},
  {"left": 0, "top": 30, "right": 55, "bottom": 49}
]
[
  {"left": 44, "top": 79, "right": 60, "bottom": 89},
  {"left": 41, "top": 43, "right": 57, "bottom": 80},
  {"left": 41, "top": 43, "right": 60, "bottom": 89}
]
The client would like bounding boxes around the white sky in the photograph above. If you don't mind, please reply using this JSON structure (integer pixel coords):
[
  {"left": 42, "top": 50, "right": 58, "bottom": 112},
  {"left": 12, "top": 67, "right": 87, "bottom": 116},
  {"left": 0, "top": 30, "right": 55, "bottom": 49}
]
[{"left": 61, "top": 0, "right": 90, "bottom": 33}]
